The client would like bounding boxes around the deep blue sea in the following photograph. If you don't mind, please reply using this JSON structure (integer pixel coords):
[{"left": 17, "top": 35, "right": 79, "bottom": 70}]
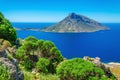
[{"left": 12, "top": 22, "right": 120, "bottom": 62}]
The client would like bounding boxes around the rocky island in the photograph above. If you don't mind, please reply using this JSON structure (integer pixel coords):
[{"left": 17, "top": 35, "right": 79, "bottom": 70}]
[{"left": 41, "top": 13, "right": 108, "bottom": 32}]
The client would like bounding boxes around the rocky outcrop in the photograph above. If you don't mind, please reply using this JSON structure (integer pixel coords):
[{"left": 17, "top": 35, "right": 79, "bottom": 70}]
[
  {"left": 83, "top": 56, "right": 103, "bottom": 68},
  {"left": 42, "top": 13, "right": 108, "bottom": 32},
  {"left": 0, "top": 50, "right": 24, "bottom": 80},
  {"left": 0, "top": 50, "right": 7, "bottom": 58},
  {"left": 83, "top": 56, "right": 116, "bottom": 79}
]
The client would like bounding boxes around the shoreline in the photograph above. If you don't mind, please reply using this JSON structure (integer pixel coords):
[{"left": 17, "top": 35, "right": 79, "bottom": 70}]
[
  {"left": 107, "top": 62, "right": 120, "bottom": 65},
  {"left": 15, "top": 27, "right": 110, "bottom": 33}
]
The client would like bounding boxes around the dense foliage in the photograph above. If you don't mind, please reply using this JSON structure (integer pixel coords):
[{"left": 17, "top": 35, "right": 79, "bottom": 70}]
[
  {"left": 0, "top": 12, "right": 17, "bottom": 44},
  {"left": 36, "top": 58, "right": 50, "bottom": 73},
  {"left": 15, "top": 36, "right": 63, "bottom": 73},
  {"left": 56, "top": 58, "right": 114, "bottom": 80},
  {"left": 0, "top": 63, "right": 10, "bottom": 80}
]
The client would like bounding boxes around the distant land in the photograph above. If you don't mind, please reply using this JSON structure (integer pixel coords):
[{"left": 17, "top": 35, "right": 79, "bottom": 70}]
[
  {"left": 41, "top": 13, "right": 109, "bottom": 32},
  {"left": 15, "top": 13, "right": 109, "bottom": 33}
]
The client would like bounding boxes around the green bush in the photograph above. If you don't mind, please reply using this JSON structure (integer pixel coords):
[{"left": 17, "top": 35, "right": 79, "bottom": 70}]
[
  {"left": 15, "top": 46, "right": 27, "bottom": 60},
  {"left": 36, "top": 40, "right": 44, "bottom": 51},
  {"left": 41, "top": 40, "right": 55, "bottom": 57},
  {"left": 0, "top": 39, "right": 11, "bottom": 50},
  {"left": 36, "top": 58, "right": 50, "bottom": 73},
  {"left": 56, "top": 58, "right": 110, "bottom": 80},
  {"left": 0, "top": 63, "right": 10, "bottom": 80},
  {"left": 0, "top": 12, "right": 17, "bottom": 44},
  {"left": 48, "top": 47, "right": 63, "bottom": 73},
  {"left": 16, "top": 36, "right": 63, "bottom": 73},
  {"left": 24, "top": 36, "right": 38, "bottom": 43},
  {"left": 24, "top": 41, "right": 37, "bottom": 54},
  {"left": 50, "top": 47, "right": 63, "bottom": 63},
  {"left": 23, "top": 56, "right": 33, "bottom": 70}
]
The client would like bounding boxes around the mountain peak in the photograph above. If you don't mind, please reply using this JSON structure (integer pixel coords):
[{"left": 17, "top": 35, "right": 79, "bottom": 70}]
[
  {"left": 68, "top": 13, "right": 76, "bottom": 17},
  {"left": 68, "top": 13, "right": 81, "bottom": 19}
]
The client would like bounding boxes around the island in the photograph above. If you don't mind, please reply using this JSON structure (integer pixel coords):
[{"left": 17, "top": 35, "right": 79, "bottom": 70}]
[{"left": 41, "top": 13, "right": 108, "bottom": 32}]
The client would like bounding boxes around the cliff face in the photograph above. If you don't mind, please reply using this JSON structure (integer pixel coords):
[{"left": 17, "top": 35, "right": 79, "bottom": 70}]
[{"left": 42, "top": 13, "right": 108, "bottom": 32}]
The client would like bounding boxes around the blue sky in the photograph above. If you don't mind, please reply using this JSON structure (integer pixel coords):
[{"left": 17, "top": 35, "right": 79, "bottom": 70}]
[{"left": 0, "top": 0, "right": 120, "bottom": 22}]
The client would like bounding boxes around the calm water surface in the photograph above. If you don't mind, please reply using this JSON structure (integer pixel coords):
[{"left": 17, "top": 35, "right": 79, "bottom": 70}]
[{"left": 12, "top": 23, "right": 120, "bottom": 62}]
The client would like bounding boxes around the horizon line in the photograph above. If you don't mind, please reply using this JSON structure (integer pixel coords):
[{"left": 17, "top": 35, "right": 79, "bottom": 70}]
[{"left": 11, "top": 21, "right": 120, "bottom": 23}]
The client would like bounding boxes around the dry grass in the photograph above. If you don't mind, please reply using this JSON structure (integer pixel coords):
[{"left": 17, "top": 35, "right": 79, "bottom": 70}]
[{"left": 109, "top": 64, "right": 120, "bottom": 80}]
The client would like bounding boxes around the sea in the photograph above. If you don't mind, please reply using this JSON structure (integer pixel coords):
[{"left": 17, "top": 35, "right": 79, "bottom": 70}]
[{"left": 12, "top": 22, "right": 120, "bottom": 63}]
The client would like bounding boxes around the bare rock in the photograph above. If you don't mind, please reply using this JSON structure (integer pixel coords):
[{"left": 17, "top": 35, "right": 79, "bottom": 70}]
[
  {"left": 18, "top": 71, "right": 24, "bottom": 80},
  {"left": 0, "top": 50, "right": 7, "bottom": 58}
]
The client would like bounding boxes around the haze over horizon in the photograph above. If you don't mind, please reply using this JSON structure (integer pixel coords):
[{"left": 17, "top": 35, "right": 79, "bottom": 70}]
[{"left": 0, "top": 0, "right": 120, "bottom": 23}]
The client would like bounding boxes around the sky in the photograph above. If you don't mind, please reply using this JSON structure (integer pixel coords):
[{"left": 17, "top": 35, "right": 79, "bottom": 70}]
[{"left": 0, "top": 0, "right": 120, "bottom": 22}]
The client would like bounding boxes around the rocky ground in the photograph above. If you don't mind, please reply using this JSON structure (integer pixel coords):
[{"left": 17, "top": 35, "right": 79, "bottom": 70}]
[{"left": 0, "top": 49, "right": 24, "bottom": 80}]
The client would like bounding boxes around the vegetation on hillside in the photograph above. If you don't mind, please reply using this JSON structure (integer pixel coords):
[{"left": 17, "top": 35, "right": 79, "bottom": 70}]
[{"left": 0, "top": 12, "right": 16, "bottom": 44}]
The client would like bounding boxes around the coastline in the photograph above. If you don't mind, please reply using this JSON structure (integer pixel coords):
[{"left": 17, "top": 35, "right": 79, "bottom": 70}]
[
  {"left": 108, "top": 62, "right": 120, "bottom": 65},
  {"left": 15, "top": 27, "right": 110, "bottom": 33}
]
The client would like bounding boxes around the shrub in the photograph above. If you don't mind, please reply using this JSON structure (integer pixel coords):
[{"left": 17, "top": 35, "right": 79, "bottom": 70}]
[
  {"left": 24, "top": 36, "right": 38, "bottom": 43},
  {"left": 49, "top": 47, "right": 63, "bottom": 73},
  {"left": 15, "top": 46, "right": 27, "bottom": 60},
  {"left": 41, "top": 40, "right": 55, "bottom": 57},
  {"left": 16, "top": 36, "right": 63, "bottom": 73},
  {"left": 36, "top": 58, "right": 50, "bottom": 73},
  {"left": 50, "top": 47, "right": 63, "bottom": 63},
  {"left": 56, "top": 58, "right": 110, "bottom": 80},
  {"left": 36, "top": 40, "right": 44, "bottom": 51},
  {"left": 0, "top": 39, "right": 11, "bottom": 50},
  {"left": 0, "top": 12, "right": 17, "bottom": 44},
  {"left": 2, "top": 40, "right": 11, "bottom": 47},
  {"left": 23, "top": 56, "right": 33, "bottom": 70},
  {"left": 0, "top": 63, "right": 10, "bottom": 80}
]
